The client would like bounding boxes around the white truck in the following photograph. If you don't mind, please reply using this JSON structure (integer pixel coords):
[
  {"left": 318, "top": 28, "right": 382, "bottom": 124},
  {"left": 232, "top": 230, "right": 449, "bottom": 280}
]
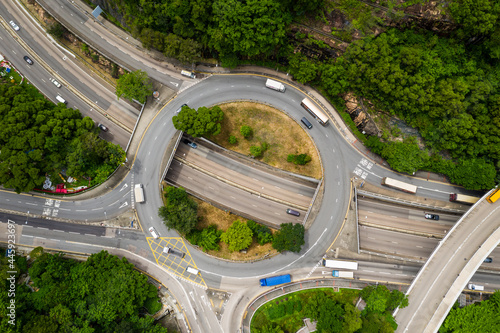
[
  {"left": 181, "top": 70, "right": 196, "bottom": 79},
  {"left": 134, "top": 184, "right": 145, "bottom": 203},
  {"left": 265, "top": 79, "right": 286, "bottom": 92},
  {"left": 468, "top": 284, "right": 484, "bottom": 291},
  {"left": 332, "top": 270, "right": 354, "bottom": 278}
]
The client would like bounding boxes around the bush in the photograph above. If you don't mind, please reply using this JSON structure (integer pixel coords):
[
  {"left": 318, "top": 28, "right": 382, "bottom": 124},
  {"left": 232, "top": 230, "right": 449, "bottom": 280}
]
[
  {"left": 287, "top": 154, "right": 312, "bottom": 165},
  {"left": 250, "top": 145, "right": 263, "bottom": 157},
  {"left": 240, "top": 125, "right": 253, "bottom": 138},
  {"left": 286, "top": 301, "right": 295, "bottom": 315},
  {"left": 229, "top": 135, "right": 238, "bottom": 144}
]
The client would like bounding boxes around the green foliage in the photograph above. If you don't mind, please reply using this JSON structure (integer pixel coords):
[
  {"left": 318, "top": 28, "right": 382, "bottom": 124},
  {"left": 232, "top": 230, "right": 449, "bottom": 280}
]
[
  {"left": 173, "top": 105, "right": 224, "bottom": 137},
  {"left": 360, "top": 285, "right": 408, "bottom": 314},
  {"left": 441, "top": 290, "right": 500, "bottom": 332},
  {"left": 287, "top": 154, "right": 312, "bottom": 165},
  {"left": 240, "top": 125, "right": 253, "bottom": 138},
  {"left": 228, "top": 135, "right": 238, "bottom": 144},
  {"left": 0, "top": 83, "right": 123, "bottom": 193},
  {"left": 209, "top": 0, "right": 291, "bottom": 58},
  {"left": 288, "top": 53, "right": 318, "bottom": 84},
  {"left": 250, "top": 145, "right": 262, "bottom": 157},
  {"left": 380, "top": 138, "right": 428, "bottom": 175},
  {"left": 47, "top": 22, "right": 65, "bottom": 39},
  {"left": 187, "top": 225, "right": 222, "bottom": 252},
  {"left": 272, "top": 223, "right": 305, "bottom": 253},
  {"left": 324, "top": 28, "right": 500, "bottom": 189},
  {"left": 158, "top": 186, "right": 198, "bottom": 234},
  {"left": 448, "top": 158, "right": 497, "bottom": 190},
  {"left": 247, "top": 220, "right": 273, "bottom": 245},
  {"left": 115, "top": 70, "right": 153, "bottom": 104},
  {"left": 0, "top": 251, "right": 166, "bottom": 332},
  {"left": 220, "top": 220, "right": 253, "bottom": 252},
  {"left": 448, "top": 0, "right": 500, "bottom": 37}
]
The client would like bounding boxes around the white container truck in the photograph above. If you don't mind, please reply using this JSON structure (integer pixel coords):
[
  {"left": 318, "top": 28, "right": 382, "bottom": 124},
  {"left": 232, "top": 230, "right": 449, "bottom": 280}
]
[
  {"left": 468, "top": 284, "right": 484, "bottom": 291},
  {"left": 134, "top": 184, "right": 145, "bottom": 203},
  {"left": 323, "top": 259, "right": 358, "bottom": 270},
  {"left": 265, "top": 79, "right": 286, "bottom": 92},
  {"left": 332, "top": 270, "right": 354, "bottom": 278}
]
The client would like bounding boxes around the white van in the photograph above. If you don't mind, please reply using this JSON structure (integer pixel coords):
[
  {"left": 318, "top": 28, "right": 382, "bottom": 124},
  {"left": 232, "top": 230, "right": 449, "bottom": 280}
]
[
  {"left": 186, "top": 267, "right": 199, "bottom": 275},
  {"left": 148, "top": 227, "right": 159, "bottom": 239},
  {"left": 55, "top": 95, "right": 66, "bottom": 104}
]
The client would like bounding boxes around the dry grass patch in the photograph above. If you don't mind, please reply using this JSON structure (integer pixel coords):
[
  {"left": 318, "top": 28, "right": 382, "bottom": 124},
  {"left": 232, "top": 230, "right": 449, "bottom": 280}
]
[
  {"left": 195, "top": 199, "right": 278, "bottom": 261},
  {"left": 209, "top": 102, "right": 322, "bottom": 179}
]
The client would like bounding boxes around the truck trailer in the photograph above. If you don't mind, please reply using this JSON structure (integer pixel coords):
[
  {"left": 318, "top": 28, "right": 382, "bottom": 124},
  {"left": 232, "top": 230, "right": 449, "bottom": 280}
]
[
  {"left": 265, "top": 79, "right": 286, "bottom": 92},
  {"left": 332, "top": 270, "right": 354, "bottom": 278},
  {"left": 134, "top": 184, "right": 145, "bottom": 203},
  {"left": 449, "top": 193, "right": 479, "bottom": 205},
  {"left": 468, "top": 284, "right": 484, "bottom": 291},
  {"left": 259, "top": 274, "right": 291, "bottom": 287},
  {"left": 323, "top": 259, "right": 358, "bottom": 270}
]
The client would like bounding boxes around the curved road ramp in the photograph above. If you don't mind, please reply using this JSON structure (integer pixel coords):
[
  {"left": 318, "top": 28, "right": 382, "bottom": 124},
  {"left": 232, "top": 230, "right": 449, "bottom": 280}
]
[{"left": 394, "top": 190, "right": 500, "bottom": 333}]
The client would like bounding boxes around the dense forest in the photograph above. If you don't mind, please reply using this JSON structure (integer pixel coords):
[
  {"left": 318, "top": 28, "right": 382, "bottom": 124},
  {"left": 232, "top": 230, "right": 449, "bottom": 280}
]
[
  {"left": 0, "top": 250, "right": 166, "bottom": 332},
  {"left": 0, "top": 83, "right": 125, "bottom": 193},
  {"left": 440, "top": 291, "right": 500, "bottom": 332},
  {"left": 89, "top": 0, "right": 499, "bottom": 189}
]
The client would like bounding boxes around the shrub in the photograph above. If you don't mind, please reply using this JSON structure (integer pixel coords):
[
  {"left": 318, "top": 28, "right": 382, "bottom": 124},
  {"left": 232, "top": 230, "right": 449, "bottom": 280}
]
[
  {"left": 240, "top": 125, "right": 253, "bottom": 138},
  {"left": 229, "top": 135, "right": 238, "bottom": 144},
  {"left": 250, "top": 145, "right": 263, "bottom": 157},
  {"left": 287, "top": 154, "right": 312, "bottom": 165}
]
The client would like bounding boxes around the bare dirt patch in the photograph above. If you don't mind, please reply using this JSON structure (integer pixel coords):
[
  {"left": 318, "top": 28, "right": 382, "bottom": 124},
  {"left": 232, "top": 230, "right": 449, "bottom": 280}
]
[{"left": 210, "top": 102, "right": 322, "bottom": 179}]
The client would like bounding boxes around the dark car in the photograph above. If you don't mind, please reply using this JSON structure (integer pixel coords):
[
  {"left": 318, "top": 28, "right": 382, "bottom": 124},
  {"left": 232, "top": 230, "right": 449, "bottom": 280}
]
[
  {"left": 176, "top": 103, "right": 188, "bottom": 113},
  {"left": 484, "top": 257, "right": 492, "bottom": 263},
  {"left": 187, "top": 142, "right": 197, "bottom": 149},
  {"left": 98, "top": 123, "right": 108, "bottom": 132},
  {"left": 23, "top": 56, "right": 33, "bottom": 65},
  {"left": 424, "top": 213, "right": 439, "bottom": 220},
  {"left": 286, "top": 209, "right": 300, "bottom": 217}
]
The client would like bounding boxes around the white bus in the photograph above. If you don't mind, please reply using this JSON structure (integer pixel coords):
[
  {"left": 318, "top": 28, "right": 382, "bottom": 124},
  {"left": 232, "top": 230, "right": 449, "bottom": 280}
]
[
  {"left": 381, "top": 177, "right": 417, "bottom": 194},
  {"left": 323, "top": 259, "right": 358, "bottom": 270},
  {"left": 301, "top": 98, "right": 329, "bottom": 126}
]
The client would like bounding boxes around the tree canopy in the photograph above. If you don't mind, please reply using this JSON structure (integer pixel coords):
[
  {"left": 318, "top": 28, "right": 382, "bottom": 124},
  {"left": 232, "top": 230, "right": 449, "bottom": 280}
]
[
  {"left": 172, "top": 105, "right": 224, "bottom": 137},
  {"left": 220, "top": 220, "right": 253, "bottom": 252},
  {"left": 115, "top": 70, "right": 153, "bottom": 104},
  {"left": 272, "top": 223, "right": 305, "bottom": 253},
  {"left": 0, "top": 250, "right": 166, "bottom": 332},
  {"left": 158, "top": 186, "right": 198, "bottom": 234},
  {"left": 0, "top": 83, "right": 125, "bottom": 193}
]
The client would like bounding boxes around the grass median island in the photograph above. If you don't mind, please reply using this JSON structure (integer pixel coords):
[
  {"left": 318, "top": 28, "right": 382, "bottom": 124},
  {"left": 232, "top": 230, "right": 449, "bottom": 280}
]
[{"left": 210, "top": 102, "right": 322, "bottom": 179}]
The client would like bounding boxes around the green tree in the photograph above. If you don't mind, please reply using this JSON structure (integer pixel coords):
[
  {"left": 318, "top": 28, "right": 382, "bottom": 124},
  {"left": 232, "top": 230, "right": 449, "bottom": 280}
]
[
  {"left": 173, "top": 105, "right": 224, "bottom": 137},
  {"left": 289, "top": 53, "right": 318, "bottom": 84},
  {"left": 158, "top": 186, "right": 198, "bottom": 234},
  {"left": 247, "top": 220, "right": 273, "bottom": 245},
  {"left": 220, "top": 220, "right": 253, "bottom": 252},
  {"left": 115, "top": 70, "right": 153, "bottom": 104},
  {"left": 240, "top": 125, "right": 253, "bottom": 138},
  {"left": 448, "top": 0, "right": 500, "bottom": 37},
  {"left": 209, "top": 0, "right": 290, "bottom": 58},
  {"left": 448, "top": 158, "right": 497, "bottom": 190},
  {"left": 316, "top": 299, "right": 345, "bottom": 333},
  {"left": 272, "top": 223, "right": 305, "bottom": 253},
  {"left": 380, "top": 138, "right": 428, "bottom": 175}
]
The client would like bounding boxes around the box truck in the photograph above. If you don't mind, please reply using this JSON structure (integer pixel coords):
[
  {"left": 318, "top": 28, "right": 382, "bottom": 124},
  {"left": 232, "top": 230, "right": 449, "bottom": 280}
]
[
  {"left": 259, "top": 274, "right": 291, "bottom": 287},
  {"left": 265, "top": 79, "right": 285, "bottom": 92},
  {"left": 323, "top": 259, "right": 358, "bottom": 270},
  {"left": 332, "top": 270, "right": 354, "bottom": 278},
  {"left": 449, "top": 193, "right": 479, "bottom": 205},
  {"left": 181, "top": 70, "right": 196, "bottom": 79},
  {"left": 468, "top": 284, "right": 484, "bottom": 291},
  {"left": 134, "top": 184, "right": 145, "bottom": 203}
]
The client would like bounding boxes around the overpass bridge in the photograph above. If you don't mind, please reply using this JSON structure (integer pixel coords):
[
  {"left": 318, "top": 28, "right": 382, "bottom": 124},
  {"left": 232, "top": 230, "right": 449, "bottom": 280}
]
[{"left": 395, "top": 189, "right": 500, "bottom": 332}]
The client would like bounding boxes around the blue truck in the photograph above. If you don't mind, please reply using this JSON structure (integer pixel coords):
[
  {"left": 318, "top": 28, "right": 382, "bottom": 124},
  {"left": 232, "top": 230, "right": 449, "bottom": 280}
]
[{"left": 259, "top": 274, "right": 291, "bottom": 287}]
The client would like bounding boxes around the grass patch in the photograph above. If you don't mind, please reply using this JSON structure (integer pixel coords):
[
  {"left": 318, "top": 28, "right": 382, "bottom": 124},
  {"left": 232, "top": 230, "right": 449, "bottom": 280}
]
[
  {"left": 209, "top": 102, "right": 322, "bottom": 179},
  {"left": 251, "top": 288, "right": 360, "bottom": 332}
]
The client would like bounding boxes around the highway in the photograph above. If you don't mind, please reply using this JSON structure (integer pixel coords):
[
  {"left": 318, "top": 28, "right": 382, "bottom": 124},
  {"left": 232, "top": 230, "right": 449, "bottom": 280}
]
[
  {"left": 395, "top": 199, "right": 500, "bottom": 333},
  {"left": 0, "top": 1, "right": 499, "bottom": 332}
]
